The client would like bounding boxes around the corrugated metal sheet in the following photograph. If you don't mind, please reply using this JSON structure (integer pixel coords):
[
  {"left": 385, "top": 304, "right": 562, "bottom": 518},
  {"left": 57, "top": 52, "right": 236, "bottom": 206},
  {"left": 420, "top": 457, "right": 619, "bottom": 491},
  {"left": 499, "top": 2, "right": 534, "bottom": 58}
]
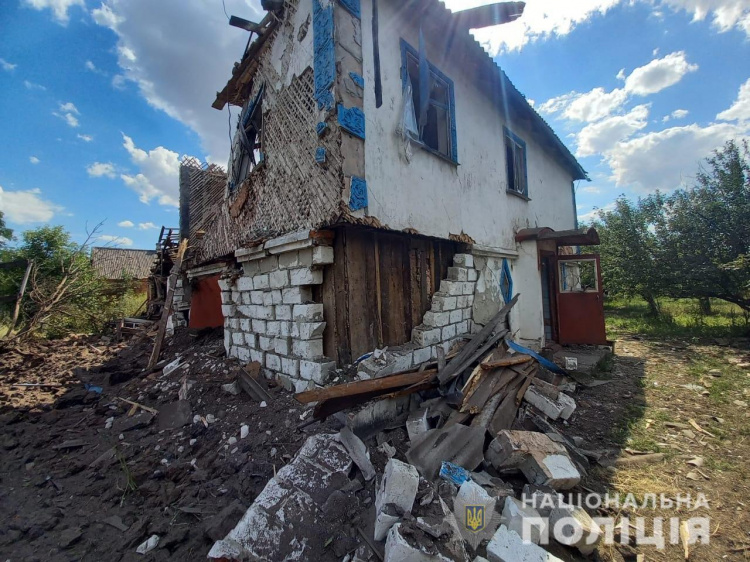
[{"left": 91, "top": 247, "right": 157, "bottom": 280}]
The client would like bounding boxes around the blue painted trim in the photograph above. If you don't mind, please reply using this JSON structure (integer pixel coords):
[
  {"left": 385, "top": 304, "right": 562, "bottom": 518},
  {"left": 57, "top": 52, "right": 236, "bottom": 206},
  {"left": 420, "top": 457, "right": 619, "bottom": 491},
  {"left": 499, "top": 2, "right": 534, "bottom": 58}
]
[
  {"left": 337, "top": 104, "right": 366, "bottom": 139},
  {"left": 399, "top": 39, "right": 458, "bottom": 164},
  {"left": 339, "top": 0, "right": 361, "bottom": 18},
  {"left": 316, "top": 122, "right": 329, "bottom": 136},
  {"left": 500, "top": 258, "right": 513, "bottom": 304},
  {"left": 503, "top": 126, "right": 528, "bottom": 197},
  {"left": 313, "top": 0, "right": 335, "bottom": 110},
  {"left": 315, "top": 147, "right": 327, "bottom": 163},
  {"left": 348, "top": 71, "right": 365, "bottom": 89},
  {"left": 349, "top": 176, "right": 368, "bottom": 210}
]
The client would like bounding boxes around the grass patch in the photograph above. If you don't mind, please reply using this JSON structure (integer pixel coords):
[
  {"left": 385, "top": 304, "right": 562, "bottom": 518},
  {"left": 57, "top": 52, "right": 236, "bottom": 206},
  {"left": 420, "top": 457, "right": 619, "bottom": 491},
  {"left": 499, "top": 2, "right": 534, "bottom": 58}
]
[{"left": 605, "top": 296, "right": 749, "bottom": 340}]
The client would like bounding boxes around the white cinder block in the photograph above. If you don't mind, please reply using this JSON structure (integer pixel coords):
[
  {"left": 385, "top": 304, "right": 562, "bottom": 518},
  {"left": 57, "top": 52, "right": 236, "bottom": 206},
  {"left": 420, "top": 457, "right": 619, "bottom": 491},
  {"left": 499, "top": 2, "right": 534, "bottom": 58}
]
[
  {"left": 217, "top": 278, "right": 232, "bottom": 291},
  {"left": 374, "top": 459, "right": 419, "bottom": 541},
  {"left": 275, "top": 305, "right": 292, "bottom": 320},
  {"left": 468, "top": 269, "right": 478, "bottom": 282},
  {"left": 312, "top": 245, "right": 334, "bottom": 265},
  {"left": 229, "top": 319, "right": 240, "bottom": 330},
  {"left": 461, "top": 282, "right": 475, "bottom": 295},
  {"left": 235, "top": 347, "right": 250, "bottom": 362},
  {"left": 259, "top": 336, "right": 275, "bottom": 351},
  {"left": 240, "top": 318, "right": 251, "bottom": 331},
  {"left": 270, "top": 290, "right": 282, "bottom": 305},
  {"left": 299, "top": 359, "right": 335, "bottom": 384},
  {"left": 278, "top": 321, "right": 292, "bottom": 336},
  {"left": 548, "top": 503, "right": 603, "bottom": 555},
  {"left": 232, "top": 332, "right": 244, "bottom": 345},
  {"left": 221, "top": 291, "right": 231, "bottom": 305},
  {"left": 447, "top": 267, "right": 469, "bottom": 282},
  {"left": 442, "top": 324, "right": 457, "bottom": 341},
  {"left": 281, "top": 357, "right": 300, "bottom": 377},
  {"left": 432, "top": 294, "right": 457, "bottom": 312},
  {"left": 282, "top": 286, "right": 313, "bottom": 304},
  {"left": 385, "top": 524, "right": 451, "bottom": 562},
  {"left": 289, "top": 267, "right": 323, "bottom": 286},
  {"left": 231, "top": 290, "right": 241, "bottom": 304},
  {"left": 449, "top": 309, "right": 463, "bottom": 324},
  {"left": 423, "top": 310, "right": 450, "bottom": 327},
  {"left": 293, "top": 303, "right": 324, "bottom": 322},
  {"left": 412, "top": 327, "right": 441, "bottom": 347},
  {"left": 251, "top": 291, "right": 264, "bottom": 305},
  {"left": 263, "top": 291, "right": 274, "bottom": 307},
  {"left": 253, "top": 274, "right": 270, "bottom": 290},
  {"left": 252, "top": 305, "right": 275, "bottom": 320},
  {"left": 412, "top": 346, "right": 432, "bottom": 366},
  {"left": 296, "top": 321, "right": 326, "bottom": 339},
  {"left": 456, "top": 320, "right": 470, "bottom": 335},
  {"left": 269, "top": 269, "right": 289, "bottom": 289},
  {"left": 236, "top": 277, "right": 253, "bottom": 291},
  {"left": 249, "top": 349, "right": 265, "bottom": 364},
  {"left": 440, "top": 280, "right": 464, "bottom": 296},
  {"left": 265, "top": 353, "right": 281, "bottom": 371},
  {"left": 463, "top": 308, "right": 473, "bottom": 320},
  {"left": 241, "top": 292, "right": 252, "bottom": 305},
  {"left": 274, "top": 336, "right": 292, "bottom": 355},
  {"left": 266, "top": 321, "right": 281, "bottom": 336},
  {"left": 292, "top": 338, "right": 323, "bottom": 358},
  {"left": 487, "top": 526, "right": 562, "bottom": 562},
  {"left": 252, "top": 319, "right": 267, "bottom": 334},
  {"left": 503, "top": 497, "right": 547, "bottom": 545},
  {"left": 278, "top": 251, "right": 300, "bottom": 269},
  {"left": 223, "top": 330, "right": 231, "bottom": 355},
  {"left": 453, "top": 253, "right": 474, "bottom": 268}
]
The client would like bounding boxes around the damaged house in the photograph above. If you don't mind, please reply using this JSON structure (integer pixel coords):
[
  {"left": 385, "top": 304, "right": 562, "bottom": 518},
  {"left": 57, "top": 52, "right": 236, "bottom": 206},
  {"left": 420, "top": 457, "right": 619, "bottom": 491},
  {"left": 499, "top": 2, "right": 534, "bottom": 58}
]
[{"left": 177, "top": 0, "right": 607, "bottom": 392}]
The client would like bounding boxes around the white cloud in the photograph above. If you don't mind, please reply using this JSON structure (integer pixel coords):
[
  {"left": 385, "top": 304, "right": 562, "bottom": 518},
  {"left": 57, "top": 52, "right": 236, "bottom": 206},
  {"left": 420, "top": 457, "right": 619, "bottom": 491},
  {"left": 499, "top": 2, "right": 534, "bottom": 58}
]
[
  {"left": 663, "top": 108, "right": 690, "bottom": 121},
  {"left": 661, "top": 0, "right": 750, "bottom": 36},
  {"left": 22, "top": 0, "right": 84, "bottom": 23},
  {"left": 98, "top": 234, "right": 134, "bottom": 247},
  {"left": 117, "top": 220, "right": 134, "bottom": 228},
  {"left": 0, "top": 58, "right": 17, "bottom": 71},
  {"left": 580, "top": 186, "right": 602, "bottom": 194},
  {"left": 717, "top": 77, "right": 750, "bottom": 122},
  {"left": 137, "top": 221, "right": 157, "bottom": 230},
  {"left": 606, "top": 122, "right": 749, "bottom": 191},
  {"left": 578, "top": 202, "right": 616, "bottom": 223},
  {"left": 0, "top": 186, "right": 61, "bottom": 224},
  {"left": 87, "top": 162, "right": 116, "bottom": 178},
  {"left": 540, "top": 87, "right": 629, "bottom": 122},
  {"left": 24, "top": 80, "right": 46, "bottom": 91},
  {"left": 120, "top": 134, "right": 184, "bottom": 206},
  {"left": 54, "top": 103, "right": 80, "bottom": 127},
  {"left": 623, "top": 51, "right": 698, "bottom": 95},
  {"left": 77, "top": 133, "right": 94, "bottom": 142},
  {"left": 59, "top": 101, "right": 79, "bottom": 114},
  {"left": 576, "top": 104, "right": 651, "bottom": 157},
  {"left": 29, "top": 156, "right": 40, "bottom": 164},
  {"left": 91, "top": 0, "right": 262, "bottom": 161}
]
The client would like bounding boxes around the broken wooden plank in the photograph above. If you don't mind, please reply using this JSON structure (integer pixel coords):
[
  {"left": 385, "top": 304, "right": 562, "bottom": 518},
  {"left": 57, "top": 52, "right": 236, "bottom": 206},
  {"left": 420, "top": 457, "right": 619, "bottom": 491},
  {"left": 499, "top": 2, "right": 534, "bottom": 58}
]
[
  {"left": 515, "top": 366, "right": 537, "bottom": 406},
  {"left": 481, "top": 354, "right": 533, "bottom": 369},
  {"left": 460, "top": 368, "right": 517, "bottom": 414},
  {"left": 114, "top": 397, "right": 158, "bottom": 416},
  {"left": 488, "top": 375, "right": 525, "bottom": 434},
  {"left": 147, "top": 238, "right": 188, "bottom": 369},
  {"left": 295, "top": 369, "right": 436, "bottom": 404}
]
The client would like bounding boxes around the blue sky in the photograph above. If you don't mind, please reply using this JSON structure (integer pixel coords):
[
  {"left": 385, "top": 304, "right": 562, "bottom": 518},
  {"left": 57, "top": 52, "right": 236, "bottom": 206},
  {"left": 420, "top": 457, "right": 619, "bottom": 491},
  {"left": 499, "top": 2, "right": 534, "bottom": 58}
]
[{"left": 0, "top": 0, "right": 749, "bottom": 249}]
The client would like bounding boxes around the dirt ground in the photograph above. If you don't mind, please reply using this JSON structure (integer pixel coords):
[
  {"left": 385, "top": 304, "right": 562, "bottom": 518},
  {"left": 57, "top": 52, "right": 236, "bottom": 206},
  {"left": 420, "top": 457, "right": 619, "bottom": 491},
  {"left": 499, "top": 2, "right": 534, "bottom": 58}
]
[{"left": 0, "top": 329, "right": 748, "bottom": 561}]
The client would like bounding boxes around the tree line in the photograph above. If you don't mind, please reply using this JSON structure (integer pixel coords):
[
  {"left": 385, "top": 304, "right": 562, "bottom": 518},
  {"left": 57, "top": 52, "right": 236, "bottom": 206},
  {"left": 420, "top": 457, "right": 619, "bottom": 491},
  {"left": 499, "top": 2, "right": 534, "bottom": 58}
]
[{"left": 589, "top": 140, "right": 750, "bottom": 317}]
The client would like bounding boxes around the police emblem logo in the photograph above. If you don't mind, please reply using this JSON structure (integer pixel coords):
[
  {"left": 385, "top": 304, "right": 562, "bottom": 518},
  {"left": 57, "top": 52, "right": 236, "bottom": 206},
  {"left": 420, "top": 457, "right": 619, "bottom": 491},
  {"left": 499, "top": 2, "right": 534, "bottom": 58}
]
[{"left": 465, "top": 505, "right": 485, "bottom": 533}]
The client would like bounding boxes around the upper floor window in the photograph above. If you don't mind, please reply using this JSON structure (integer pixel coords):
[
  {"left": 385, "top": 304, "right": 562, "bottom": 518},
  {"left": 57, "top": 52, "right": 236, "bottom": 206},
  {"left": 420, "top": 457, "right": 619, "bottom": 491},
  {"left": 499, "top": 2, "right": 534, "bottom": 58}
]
[
  {"left": 229, "top": 85, "right": 264, "bottom": 192},
  {"left": 504, "top": 126, "right": 528, "bottom": 198},
  {"left": 400, "top": 39, "right": 458, "bottom": 163}
]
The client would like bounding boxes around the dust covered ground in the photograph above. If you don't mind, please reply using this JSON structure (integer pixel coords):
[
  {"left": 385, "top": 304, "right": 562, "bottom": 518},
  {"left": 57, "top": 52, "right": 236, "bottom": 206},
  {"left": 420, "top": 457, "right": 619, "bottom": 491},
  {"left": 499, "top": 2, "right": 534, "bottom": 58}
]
[{"left": 1, "top": 329, "right": 749, "bottom": 560}]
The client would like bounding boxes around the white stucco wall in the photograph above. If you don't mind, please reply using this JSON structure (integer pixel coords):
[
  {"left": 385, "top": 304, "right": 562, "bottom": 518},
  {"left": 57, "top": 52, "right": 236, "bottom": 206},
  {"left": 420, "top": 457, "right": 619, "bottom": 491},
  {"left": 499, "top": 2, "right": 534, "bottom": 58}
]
[{"left": 359, "top": 0, "right": 577, "bottom": 252}]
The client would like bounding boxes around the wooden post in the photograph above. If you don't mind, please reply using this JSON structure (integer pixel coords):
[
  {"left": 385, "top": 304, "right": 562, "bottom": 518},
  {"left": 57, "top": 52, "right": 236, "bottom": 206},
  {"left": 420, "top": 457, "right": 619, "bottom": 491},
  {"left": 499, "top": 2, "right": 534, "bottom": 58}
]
[
  {"left": 148, "top": 239, "right": 188, "bottom": 369},
  {"left": 6, "top": 260, "right": 33, "bottom": 338}
]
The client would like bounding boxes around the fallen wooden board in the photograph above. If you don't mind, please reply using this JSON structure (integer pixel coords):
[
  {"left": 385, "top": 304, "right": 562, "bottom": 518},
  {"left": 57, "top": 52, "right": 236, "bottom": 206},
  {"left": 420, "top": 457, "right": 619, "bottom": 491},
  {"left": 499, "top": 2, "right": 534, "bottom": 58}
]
[
  {"left": 295, "top": 369, "right": 436, "bottom": 404},
  {"left": 460, "top": 368, "right": 517, "bottom": 414},
  {"left": 488, "top": 375, "right": 525, "bottom": 434},
  {"left": 481, "top": 354, "right": 532, "bottom": 369},
  {"left": 114, "top": 397, "right": 158, "bottom": 416},
  {"left": 238, "top": 361, "right": 272, "bottom": 403}
]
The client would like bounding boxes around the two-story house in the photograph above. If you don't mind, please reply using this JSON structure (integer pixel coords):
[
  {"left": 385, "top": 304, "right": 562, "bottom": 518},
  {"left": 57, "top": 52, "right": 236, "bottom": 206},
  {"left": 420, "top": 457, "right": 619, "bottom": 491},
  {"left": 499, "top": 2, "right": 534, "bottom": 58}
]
[{"left": 178, "top": 0, "right": 606, "bottom": 391}]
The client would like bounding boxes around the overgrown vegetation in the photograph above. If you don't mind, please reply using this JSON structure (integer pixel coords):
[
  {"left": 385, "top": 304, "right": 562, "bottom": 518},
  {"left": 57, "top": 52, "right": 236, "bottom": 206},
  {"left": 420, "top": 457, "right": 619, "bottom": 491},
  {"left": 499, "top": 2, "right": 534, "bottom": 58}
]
[
  {"left": 590, "top": 140, "right": 750, "bottom": 323},
  {"left": 0, "top": 224, "right": 146, "bottom": 341}
]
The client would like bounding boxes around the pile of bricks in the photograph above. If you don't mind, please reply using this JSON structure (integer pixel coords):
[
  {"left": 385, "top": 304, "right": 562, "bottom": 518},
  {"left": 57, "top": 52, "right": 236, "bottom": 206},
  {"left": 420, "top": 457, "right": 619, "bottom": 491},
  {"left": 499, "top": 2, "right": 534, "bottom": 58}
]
[
  {"left": 219, "top": 235, "right": 335, "bottom": 392},
  {"left": 411, "top": 253, "right": 478, "bottom": 356}
]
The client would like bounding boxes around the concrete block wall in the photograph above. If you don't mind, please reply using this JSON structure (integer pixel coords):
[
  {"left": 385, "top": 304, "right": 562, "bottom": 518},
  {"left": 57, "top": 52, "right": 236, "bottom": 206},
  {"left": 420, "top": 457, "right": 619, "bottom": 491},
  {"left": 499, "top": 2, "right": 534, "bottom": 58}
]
[
  {"left": 220, "top": 235, "right": 336, "bottom": 393},
  {"left": 171, "top": 275, "right": 189, "bottom": 329}
]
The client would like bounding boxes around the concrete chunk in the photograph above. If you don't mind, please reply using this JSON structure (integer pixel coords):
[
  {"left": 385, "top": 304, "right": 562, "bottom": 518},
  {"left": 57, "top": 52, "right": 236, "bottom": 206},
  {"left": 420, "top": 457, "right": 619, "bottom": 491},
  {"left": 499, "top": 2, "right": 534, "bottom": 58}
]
[
  {"left": 502, "top": 496, "right": 547, "bottom": 545},
  {"left": 548, "top": 503, "right": 603, "bottom": 555},
  {"left": 487, "top": 526, "right": 563, "bottom": 562},
  {"left": 524, "top": 387, "right": 577, "bottom": 421},
  {"left": 521, "top": 452, "right": 580, "bottom": 490},
  {"left": 384, "top": 523, "right": 451, "bottom": 561},
  {"left": 487, "top": 431, "right": 566, "bottom": 469},
  {"left": 374, "top": 459, "right": 419, "bottom": 541}
]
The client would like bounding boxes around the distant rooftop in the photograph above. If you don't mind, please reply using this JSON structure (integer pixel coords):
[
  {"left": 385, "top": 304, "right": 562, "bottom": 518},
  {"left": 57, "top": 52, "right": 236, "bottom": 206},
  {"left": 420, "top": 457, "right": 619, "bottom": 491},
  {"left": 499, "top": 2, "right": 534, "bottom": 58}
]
[{"left": 91, "top": 247, "right": 156, "bottom": 280}]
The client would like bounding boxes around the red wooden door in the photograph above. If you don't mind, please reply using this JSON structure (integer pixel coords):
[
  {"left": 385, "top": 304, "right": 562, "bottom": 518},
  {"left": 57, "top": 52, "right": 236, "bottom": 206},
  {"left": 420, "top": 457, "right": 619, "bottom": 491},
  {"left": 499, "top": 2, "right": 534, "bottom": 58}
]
[{"left": 555, "top": 254, "right": 607, "bottom": 345}]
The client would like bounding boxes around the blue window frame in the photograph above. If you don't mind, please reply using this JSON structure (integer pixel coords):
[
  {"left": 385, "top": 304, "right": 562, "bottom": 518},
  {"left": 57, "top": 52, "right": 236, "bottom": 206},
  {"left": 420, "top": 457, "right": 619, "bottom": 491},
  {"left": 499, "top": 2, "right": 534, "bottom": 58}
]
[
  {"left": 500, "top": 258, "right": 513, "bottom": 303},
  {"left": 504, "top": 126, "right": 528, "bottom": 198},
  {"left": 400, "top": 39, "right": 458, "bottom": 164}
]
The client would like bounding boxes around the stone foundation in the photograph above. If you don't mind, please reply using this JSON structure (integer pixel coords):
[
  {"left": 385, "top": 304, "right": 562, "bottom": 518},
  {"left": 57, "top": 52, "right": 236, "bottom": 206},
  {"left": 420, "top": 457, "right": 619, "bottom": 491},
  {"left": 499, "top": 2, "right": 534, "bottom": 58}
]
[{"left": 219, "top": 231, "right": 335, "bottom": 392}]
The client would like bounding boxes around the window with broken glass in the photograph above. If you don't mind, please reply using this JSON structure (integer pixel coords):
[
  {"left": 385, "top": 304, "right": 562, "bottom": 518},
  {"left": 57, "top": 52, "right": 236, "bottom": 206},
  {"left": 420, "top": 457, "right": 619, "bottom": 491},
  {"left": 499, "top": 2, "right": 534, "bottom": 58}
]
[
  {"left": 400, "top": 39, "right": 457, "bottom": 163},
  {"left": 229, "top": 85, "right": 264, "bottom": 193},
  {"left": 504, "top": 127, "right": 528, "bottom": 198}
]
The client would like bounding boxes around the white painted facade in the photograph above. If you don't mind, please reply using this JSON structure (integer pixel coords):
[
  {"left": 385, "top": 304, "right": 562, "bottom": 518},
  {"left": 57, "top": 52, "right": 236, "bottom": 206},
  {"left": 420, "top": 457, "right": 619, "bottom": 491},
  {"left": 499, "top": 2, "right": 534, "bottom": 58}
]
[{"left": 356, "top": 0, "right": 581, "bottom": 346}]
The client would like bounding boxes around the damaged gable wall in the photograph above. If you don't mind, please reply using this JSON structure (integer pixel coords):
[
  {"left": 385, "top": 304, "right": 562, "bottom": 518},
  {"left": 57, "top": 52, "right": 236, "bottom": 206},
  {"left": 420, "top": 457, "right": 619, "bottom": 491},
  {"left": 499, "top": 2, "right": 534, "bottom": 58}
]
[
  {"left": 193, "top": 0, "right": 350, "bottom": 266},
  {"left": 358, "top": 0, "right": 578, "bottom": 253}
]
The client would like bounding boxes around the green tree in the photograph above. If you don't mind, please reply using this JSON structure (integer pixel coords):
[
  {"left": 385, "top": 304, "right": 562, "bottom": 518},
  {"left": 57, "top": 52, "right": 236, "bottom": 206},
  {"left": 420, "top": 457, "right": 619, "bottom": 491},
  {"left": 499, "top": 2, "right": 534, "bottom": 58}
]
[
  {"left": 659, "top": 140, "right": 750, "bottom": 311},
  {"left": 0, "top": 211, "right": 13, "bottom": 246},
  {"left": 591, "top": 195, "right": 667, "bottom": 315}
]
